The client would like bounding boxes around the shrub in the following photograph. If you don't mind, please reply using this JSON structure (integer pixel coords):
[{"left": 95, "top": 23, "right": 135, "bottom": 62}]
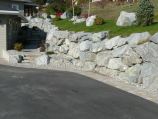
[
  {"left": 95, "top": 16, "right": 104, "bottom": 25},
  {"left": 51, "top": 2, "right": 66, "bottom": 13},
  {"left": 136, "top": 0, "right": 154, "bottom": 26},
  {"left": 14, "top": 43, "right": 23, "bottom": 51},
  {"left": 45, "top": 4, "right": 56, "bottom": 15},
  {"left": 67, "top": 6, "right": 82, "bottom": 17}
]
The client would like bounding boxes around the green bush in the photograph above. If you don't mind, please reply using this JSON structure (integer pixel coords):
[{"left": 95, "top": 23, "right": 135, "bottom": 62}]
[
  {"left": 95, "top": 16, "right": 104, "bottom": 25},
  {"left": 45, "top": 4, "right": 56, "bottom": 15},
  {"left": 67, "top": 6, "right": 82, "bottom": 17},
  {"left": 136, "top": 0, "right": 154, "bottom": 26},
  {"left": 14, "top": 43, "right": 23, "bottom": 51},
  {"left": 51, "top": 2, "right": 66, "bottom": 13}
]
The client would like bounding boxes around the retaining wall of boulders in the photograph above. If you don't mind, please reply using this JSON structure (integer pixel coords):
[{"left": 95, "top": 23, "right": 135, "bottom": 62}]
[
  {"left": 21, "top": 17, "right": 158, "bottom": 91},
  {"left": 22, "top": 17, "right": 58, "bottom": 32},
  {"left": 45, "top": 29, "right": 158, "bottom": 91}
]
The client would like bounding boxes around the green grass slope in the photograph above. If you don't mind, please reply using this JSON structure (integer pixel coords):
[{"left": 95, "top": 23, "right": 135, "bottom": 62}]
[{"left": 53, "top": 0, "right": 158, "bottom": 37}]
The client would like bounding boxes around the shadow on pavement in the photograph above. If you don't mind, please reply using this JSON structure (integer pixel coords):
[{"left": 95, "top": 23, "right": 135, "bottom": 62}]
[{"left": 0, "top": 65, "right": 158, "bottom": 119}]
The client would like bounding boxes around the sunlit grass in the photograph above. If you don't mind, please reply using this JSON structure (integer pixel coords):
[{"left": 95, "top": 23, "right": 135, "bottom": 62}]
[{"left": 53, "top": 19, "right": 158, "bottom": 37}]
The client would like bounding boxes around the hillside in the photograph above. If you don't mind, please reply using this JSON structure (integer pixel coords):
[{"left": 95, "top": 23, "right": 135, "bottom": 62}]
[
  {"left": 81, "top": 0, "right": 158, "bottom": 21},
  {"left": 53, "top": 0, "right": 158, "bottom": 37}
]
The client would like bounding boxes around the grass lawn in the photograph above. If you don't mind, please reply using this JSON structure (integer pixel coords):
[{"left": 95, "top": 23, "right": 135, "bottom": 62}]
[
  {"left": 82, "top": 0, "right": 158, "bottom": 20},
  {"left": 53, "top": 19, "right": 158, "bottom": 37},
  {"left": 53, "top": 0, "right": 158, "bottom": 37}
]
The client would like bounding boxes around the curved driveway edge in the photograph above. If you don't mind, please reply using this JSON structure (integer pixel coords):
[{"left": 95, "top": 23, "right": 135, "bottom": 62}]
[{"left": 0, "top": 59, "right": 158, "bottom": 104}]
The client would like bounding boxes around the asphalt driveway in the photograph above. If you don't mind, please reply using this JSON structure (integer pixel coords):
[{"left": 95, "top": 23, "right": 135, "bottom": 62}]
[{"left": 0, "top": 65, "right": 158, "bottom": 119}]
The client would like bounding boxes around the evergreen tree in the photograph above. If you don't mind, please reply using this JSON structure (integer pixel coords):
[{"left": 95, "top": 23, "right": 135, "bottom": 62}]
[{"left": 136, "top": 0, "right": 154, "bottom": 26}]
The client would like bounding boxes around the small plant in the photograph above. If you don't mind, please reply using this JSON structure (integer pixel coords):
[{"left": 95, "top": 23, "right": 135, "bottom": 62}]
[
  {"left": 95, "top": 16, "right": 104, "bottom": 25},
  {"left": 39, "top": 41, "right": 46, "bottom": 52},
  {"left": 67, "top": 6, "right": 82, "bottom": 17},
  {"left": 46, "top": 51, "right": 54, "bottom": 55},
  {"left": 136, "top": 0, "right": 154, "bottom": 26},
  {"left": 14, "top": 43, "right": 23, "bottom": 51}
]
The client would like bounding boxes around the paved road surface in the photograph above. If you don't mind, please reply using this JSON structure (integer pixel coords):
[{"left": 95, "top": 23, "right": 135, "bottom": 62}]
[{"left": 0, "top": 65, "right": 158, "bottom": 119}]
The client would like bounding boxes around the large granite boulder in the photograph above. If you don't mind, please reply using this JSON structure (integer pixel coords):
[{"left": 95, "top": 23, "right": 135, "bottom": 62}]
[
  {"left": 140, "top": 62, "right": 158, "bottom": 89},
  {"left": 96, "top": 51, "right": 112, "bottom": 67},
  {"left": 59, "top": 45, "right": 69, "bottom": 54},
  {"left": 46, "top": 30, "right": 70, "bottom": 47},
  {"left": 92, "top": 31, "right": 109, "bottom": 42},
  {"left": 72, "top": 60, "right": 96, "bottom": 71},
  {"left": 118, "top": 64, "right": 141, "bottom": 83},
  {"left": 35, "top": 54, "right": 49, "bottom": 65},
  {"left": 150, "top": 32, "right": 158, "bottom": 44},
  {"left": 108, "top": 58, "right": 128, "bottom": 71},
  {"left": 112, "top": 45, "right": 142, "bottom": 66},
  {"left": 105, "top": 36, "right": 121, "bottom": 49},
  {"left": 72, "top": 60, "right": 84, "bottom": 68},
  {"left": 112, "top": 45, "right": 129, "bottom": 58},
  {"left": 50, "top": 55, "right": 72, "bottom": 67},
  {"left": 116, "top": 37, "right": 128, "bottom": 47},
  {"left": 86, "top": 15, "right": 96, "bottom": 27},
  {"left": 53, "top": 30, "right": 70, "bottom": 39},
  {"left": 79, "top": 33, "right": 92, "bottom": 42},
  {"left": 116, "top": 11, "right": 136, "bottom": 26},
  {"left": 79, "top": 51, "right": 96, "bottom": 62},
  {"left": 90, "top": 41, "right": 105, "bottom": 53},
  {"left": 69, "top": 32, "right": 92, "bottom": 42},
  {"left": 82, "top": 62, "right": 96, "bottom": 71},
  {"left": 65, "top": 39, "right": 71, "bottom": 46},
  {"left": 46, "top": 29, "right": 58, "bottom": 46},
  {"left": 56, "top": 38, "right": 65, "bottom": 46},
  {"left": 143, "top": 76, "right": 158, "bottom": 91},
  {"left": 9, "top": 55, "right": 24, "bottom": 64},
  {"left": 141, "top": 62, "right": 158, "bottom": 78},
  {"left": 68, "top": 42, "right": 80, "bottom": 58},
  {"left": 51, "top": 45, "right": 60, "bottom": 53},
  {"left": 122, "top": 50, "right": 142, "bottom": 66},
  {"left": 68, "top": 32, "right": 80, "bottom": 42},
  {"left": 134, "top": 42, "right": 158, "bottom": 63},
  {"left": 79, "top": 40, "right": 92, "bottom": 51},
  {"left": 127, "top": 32, "right": 151, "bottom": 45}
]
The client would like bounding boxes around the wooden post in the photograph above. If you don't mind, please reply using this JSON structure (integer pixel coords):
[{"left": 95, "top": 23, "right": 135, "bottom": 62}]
[
  {"left": 88, "top": 0, "right": 91, "bottom": 17},
  {"left": 72, "top": 0, "right": 75, "bottom": 18}
]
